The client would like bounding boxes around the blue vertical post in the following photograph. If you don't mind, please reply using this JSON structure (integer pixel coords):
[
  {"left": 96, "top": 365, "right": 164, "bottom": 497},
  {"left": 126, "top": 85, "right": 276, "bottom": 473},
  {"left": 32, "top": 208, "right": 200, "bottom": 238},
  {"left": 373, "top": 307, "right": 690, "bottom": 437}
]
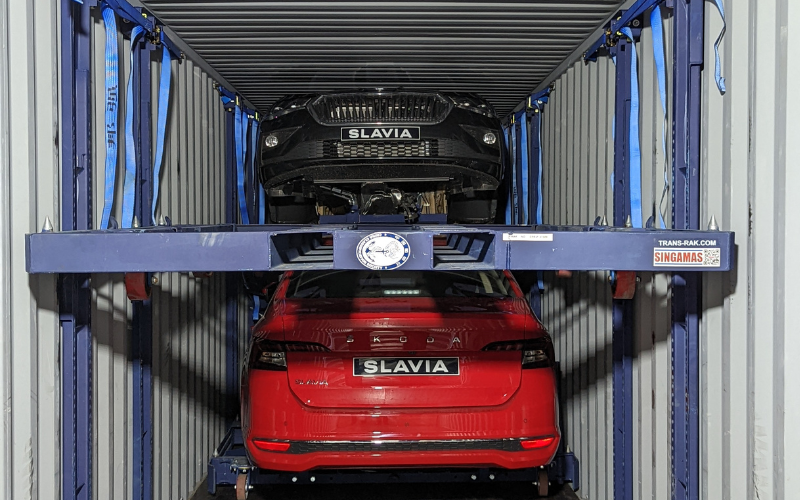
[
  {"left": 671, "top": 0, "right": 703, "bottom": 499},
  {"left": 59, "top": 1, "right": 94, "bottom": 499},
  {"left": 131, "top": 38, "right": 155, "bottom": 500},
  {"left": 513, "top": 117, "right": 525, "bottom": 225},
  {"left": 611, "top": 33, "right": 637, "bottom": 500},
  {"left": 224, "top": 102, "right": 240, "bottom": 420},
  {"left": 527, "top": 106, "right": 543, "bottom": 318}
]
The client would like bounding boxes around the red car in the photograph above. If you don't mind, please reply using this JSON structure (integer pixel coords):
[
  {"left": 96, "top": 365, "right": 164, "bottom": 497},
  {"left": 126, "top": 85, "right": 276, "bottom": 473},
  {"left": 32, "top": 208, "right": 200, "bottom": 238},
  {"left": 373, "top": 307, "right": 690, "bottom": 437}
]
[{"left": 240, "top": 270, "right": 560, "bottom": 481}]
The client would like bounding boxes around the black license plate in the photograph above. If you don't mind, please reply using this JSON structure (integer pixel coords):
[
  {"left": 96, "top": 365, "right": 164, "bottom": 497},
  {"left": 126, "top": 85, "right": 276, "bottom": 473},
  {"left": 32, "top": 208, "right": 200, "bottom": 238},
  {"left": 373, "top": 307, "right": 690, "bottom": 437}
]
[
  {"left": 341, "top": 127, "right": 421, "bottom": 141},
  {"left": 353, "top": 357, "right": 459, "bottom": 376}
]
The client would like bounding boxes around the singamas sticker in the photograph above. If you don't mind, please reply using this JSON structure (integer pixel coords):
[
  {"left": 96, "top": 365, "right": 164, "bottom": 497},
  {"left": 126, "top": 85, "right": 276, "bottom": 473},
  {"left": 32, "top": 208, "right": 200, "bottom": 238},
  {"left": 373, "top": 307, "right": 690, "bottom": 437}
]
[{"left": 653, "top": 248, "right": 721, "bottom": 267}]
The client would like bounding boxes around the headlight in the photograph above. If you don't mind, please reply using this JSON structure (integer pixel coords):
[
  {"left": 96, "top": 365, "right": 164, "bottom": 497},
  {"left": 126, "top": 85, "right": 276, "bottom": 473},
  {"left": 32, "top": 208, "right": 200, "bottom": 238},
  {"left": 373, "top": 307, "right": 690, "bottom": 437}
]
[
  {"left": 449, "top": 95, "right": 497, "bottom": 117},
  {"left": 266, "top": 96, "right": 312, "bottom": 120}
]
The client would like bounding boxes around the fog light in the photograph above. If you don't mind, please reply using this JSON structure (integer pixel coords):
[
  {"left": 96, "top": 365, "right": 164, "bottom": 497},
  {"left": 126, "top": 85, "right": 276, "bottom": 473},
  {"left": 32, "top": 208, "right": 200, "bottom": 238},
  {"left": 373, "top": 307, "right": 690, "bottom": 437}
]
[
  {"left": 483, "top": 132, "right": 497, "bottom": 145},
  {"left": 265, "top": 135, "right": 279, "bottom": 148}
]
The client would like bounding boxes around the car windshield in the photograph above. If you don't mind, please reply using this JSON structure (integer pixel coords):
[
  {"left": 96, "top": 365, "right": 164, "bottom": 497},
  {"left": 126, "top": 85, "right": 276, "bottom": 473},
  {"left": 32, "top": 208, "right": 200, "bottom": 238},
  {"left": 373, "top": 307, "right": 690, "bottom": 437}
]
[{"left": 285, "top": 271, "right": 513, "bottom": 299}]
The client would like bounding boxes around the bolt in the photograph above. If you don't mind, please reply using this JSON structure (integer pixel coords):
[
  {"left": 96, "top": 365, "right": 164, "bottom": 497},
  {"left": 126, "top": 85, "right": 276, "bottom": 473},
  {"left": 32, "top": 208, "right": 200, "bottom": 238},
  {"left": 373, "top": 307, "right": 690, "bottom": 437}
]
[
  {"left": 310, "top": 476, "right": 316, "bottom": 482},
  {"left": 151, "top": 276, "right": 159, "bottom": 286},
  {"left": 292, "top": 477, "right": 297, "bottom": 483},
  {"left": 633, "top": 19, "right": 641, "bottom": 27},
  {"left": 248, "top": 485, "right": 254, "bottom": 491},
  {"left": 471, "top": 475, "right": 477, "bottom": 480},
  {"left": 489, "top": 474, "right": 495, "bottom": 480}
]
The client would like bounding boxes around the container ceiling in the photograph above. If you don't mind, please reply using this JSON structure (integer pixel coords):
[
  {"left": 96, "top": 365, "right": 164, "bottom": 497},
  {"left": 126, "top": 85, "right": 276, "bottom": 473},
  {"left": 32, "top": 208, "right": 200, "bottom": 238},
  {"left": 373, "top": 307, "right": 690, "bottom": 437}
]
[{"left": 141, "top": 1, "right": 626, "bottom": 116}]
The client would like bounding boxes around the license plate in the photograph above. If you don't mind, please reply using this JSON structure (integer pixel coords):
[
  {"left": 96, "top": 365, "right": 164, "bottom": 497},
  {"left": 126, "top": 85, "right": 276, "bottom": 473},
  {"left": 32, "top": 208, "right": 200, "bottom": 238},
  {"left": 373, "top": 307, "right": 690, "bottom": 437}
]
[
  {"left": 341, "top": 127, "right": 421, "bottom": 141},
  {"left": 353, "top": 357, "right": 459, "bottom": 376}
]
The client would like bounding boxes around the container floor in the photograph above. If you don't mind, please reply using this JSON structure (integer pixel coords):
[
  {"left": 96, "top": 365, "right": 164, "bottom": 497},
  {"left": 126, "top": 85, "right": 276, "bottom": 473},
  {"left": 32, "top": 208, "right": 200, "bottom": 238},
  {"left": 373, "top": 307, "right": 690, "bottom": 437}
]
[{"left": 191, "top": 481, "right": 580, "bottom": 500}]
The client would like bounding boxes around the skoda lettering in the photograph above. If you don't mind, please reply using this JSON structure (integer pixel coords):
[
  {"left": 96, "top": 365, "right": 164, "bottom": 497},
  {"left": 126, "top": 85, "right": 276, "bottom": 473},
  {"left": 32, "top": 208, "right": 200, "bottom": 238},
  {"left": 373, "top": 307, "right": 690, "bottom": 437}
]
[
  {"left": 354, "top": 357, "right": 459, "bottom": 376},
  {"left": 342, "top": 127, "right": 420, "bottom": 141}
]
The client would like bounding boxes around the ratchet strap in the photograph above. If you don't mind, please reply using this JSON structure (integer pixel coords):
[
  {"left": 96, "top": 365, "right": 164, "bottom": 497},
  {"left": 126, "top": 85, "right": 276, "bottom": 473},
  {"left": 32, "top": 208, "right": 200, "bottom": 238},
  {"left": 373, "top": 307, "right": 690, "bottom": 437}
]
[
  {"left": 503, "top": 124, "right": 512, "bottom": 224},
  {"left": 121, "top": 26, "right": 144, "bottom": 228},
  {"left": 151, "top": 38, "right": 172, "bottom": 223},
  {"left": 620, "top": 27, "right": 643, "bottom": 229},
  {"left": 709, "top": 0, "right": 727, "bottom": 94},
  {"left": 518, "top": 111, "right": 529, "bottom": 224},
  {"left": 249, "top": 115, "right": 264, "bottom": 224},
  {"left": 651, "top": 6, "right": 669, "bottom": 228},
  {"left": 234, "top": 102, "right": 250, "bottom": 225},
  {"left": 100, "top": 5, "right": 119, "bottom": 230}
]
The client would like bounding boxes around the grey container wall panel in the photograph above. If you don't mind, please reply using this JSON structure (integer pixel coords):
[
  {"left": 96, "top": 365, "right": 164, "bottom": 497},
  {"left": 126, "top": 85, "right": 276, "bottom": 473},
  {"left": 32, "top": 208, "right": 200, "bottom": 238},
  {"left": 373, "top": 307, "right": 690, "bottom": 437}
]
[
  {"left": 87, "top": 22, "right": 231, "bottom": 500},
  {"left": 3, "top": 4, "right": 232, "bottom": 499},
  {"left": 540, "top": 1, "right": 800, "bottom": 499},
  {"left": 700, "top": 0, "right": 800, "bottom": 499},
  {"left": 0, "top": 0, "right": 61, "bottom": 499},
  {"left": 540, "top": 15, "right": 675, "bottom": 500}
]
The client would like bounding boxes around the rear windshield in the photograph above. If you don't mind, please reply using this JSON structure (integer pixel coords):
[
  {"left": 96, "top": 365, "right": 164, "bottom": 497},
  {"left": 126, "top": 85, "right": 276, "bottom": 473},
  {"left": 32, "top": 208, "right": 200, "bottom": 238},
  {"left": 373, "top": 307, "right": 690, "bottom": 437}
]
[{"left": 285, "top": 271, "right": 514, "bottom": 299}]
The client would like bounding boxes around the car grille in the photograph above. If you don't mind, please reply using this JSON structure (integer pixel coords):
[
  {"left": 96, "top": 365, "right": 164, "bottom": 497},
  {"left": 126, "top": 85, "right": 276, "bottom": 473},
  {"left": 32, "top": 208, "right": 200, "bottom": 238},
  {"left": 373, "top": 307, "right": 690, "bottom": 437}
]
[
  {"left": 323, "top": 140, "right": 438, "bottom": 158},
  {"left": 286, "top": 439, "right": 525, "bottom": 455},
  {"left": 311, "top": 93, "right": 452, "bottom": 124}
]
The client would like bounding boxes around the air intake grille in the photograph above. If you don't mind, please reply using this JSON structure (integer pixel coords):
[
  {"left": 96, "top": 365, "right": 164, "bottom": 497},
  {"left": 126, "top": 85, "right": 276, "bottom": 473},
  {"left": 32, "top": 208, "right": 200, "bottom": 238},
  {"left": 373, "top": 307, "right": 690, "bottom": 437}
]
[
  {"left": 323, "top": 140, "right": 438, "bottom": 158},
  {"left": 311, "top": 93, "right": 451, "bottom": 124}
]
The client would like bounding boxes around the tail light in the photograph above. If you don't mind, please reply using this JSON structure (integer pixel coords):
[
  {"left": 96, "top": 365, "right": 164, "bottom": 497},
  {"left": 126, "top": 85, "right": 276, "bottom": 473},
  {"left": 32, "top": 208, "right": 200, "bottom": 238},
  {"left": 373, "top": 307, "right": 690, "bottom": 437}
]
[
  {"left": 252, "top": 439, "right": 291, "bottom": 453},
  {"left": 250, "top": 339, "right": 330, "bottom": 371},
  {"left": 482, "top": 338, "right": 554, "bottom": 369},
  {"left": 520, "top": 436, "right": 556, "bottom": 449}
]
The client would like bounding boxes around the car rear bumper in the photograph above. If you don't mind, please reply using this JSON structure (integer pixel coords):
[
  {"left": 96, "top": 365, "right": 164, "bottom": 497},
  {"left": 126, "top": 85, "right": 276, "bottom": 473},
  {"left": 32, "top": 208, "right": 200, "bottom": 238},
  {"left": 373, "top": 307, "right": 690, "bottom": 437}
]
[{"left": 241, "top": 369, "right": 560, "bottom": 472}]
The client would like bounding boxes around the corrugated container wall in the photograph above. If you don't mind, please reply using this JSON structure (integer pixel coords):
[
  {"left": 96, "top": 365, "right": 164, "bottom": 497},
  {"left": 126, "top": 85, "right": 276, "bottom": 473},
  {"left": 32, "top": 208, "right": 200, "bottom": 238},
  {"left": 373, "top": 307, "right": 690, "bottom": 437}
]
[
  {"left": 540, "top": 1, "right": 800, "bottom": 499},
  {"left": 0, "top": 1, "right": 237, "bottom": 499}
]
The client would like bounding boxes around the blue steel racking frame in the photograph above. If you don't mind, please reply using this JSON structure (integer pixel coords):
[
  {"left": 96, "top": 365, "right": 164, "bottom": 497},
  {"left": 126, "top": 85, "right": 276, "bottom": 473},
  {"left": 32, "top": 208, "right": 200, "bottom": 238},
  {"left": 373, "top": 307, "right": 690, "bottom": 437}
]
[
  {"left": 584, "top": 1, "right": 706, "bottom": 499},
  {"left": 45, "top": 0, "right": 724, "bottom": 499},
  {"left": 59, "top": 2, "right": 94, "bottom": 499}
]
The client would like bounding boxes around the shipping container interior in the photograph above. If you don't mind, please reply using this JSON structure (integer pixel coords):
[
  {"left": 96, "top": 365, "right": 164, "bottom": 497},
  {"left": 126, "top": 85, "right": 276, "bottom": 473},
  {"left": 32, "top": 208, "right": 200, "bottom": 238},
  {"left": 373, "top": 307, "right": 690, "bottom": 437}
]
[{"left": 3, "top": 0, "right": 798, "bottom": 499}]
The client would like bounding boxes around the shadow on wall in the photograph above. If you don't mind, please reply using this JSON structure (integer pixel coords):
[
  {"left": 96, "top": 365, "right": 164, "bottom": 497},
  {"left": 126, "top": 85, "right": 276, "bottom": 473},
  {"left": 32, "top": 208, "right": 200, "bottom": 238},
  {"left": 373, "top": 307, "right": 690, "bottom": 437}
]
[
  {"left": 514, "top": 263, "right": 737, "bottom": 452},
  {"left": 91, "top": 272, "right": 238, "bottom": 421}
]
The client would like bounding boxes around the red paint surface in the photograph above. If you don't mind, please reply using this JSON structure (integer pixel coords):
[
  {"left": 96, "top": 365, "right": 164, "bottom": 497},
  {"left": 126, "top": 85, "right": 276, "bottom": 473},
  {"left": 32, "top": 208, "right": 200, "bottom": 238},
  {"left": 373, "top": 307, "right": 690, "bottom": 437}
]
[{"left": 241, "top": 271, "right": 559, "bottom": 472}]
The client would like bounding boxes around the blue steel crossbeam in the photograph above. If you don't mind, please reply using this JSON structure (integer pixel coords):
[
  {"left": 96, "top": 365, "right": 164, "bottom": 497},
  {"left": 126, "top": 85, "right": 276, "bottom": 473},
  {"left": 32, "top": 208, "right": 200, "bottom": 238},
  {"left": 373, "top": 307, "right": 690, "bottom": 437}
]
[{"left": 27, "top": 224, "right": 733, "bottom": 274}]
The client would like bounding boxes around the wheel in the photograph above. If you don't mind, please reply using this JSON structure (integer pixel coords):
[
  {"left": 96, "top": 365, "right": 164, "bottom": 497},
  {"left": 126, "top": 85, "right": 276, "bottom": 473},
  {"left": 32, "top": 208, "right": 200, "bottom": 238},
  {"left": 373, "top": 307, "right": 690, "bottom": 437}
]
[
  {"left": 124, "top": 273, "right": 151, "bottom": 301},
  {"left": 447, "top": 192, "right": 497, "bottom": 224},
  {"left": 537, "top": 468, "right": 550, "bottom": 497},
  {"left": 235, "top": 473, "right": 248, "bottom": 500},
  {"left": 268, "top": 195, "right": 318, "bottom": 223}
]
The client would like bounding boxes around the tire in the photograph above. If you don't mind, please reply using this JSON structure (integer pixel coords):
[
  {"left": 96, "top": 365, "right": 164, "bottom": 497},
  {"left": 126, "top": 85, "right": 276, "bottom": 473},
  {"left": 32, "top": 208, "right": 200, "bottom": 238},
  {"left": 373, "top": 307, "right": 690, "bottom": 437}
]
[
  {"left": 537, "top": 468, "right": 550, "bottom": 497},
  {"left": 447, "top": 192, "right": 497, "bottom": 224},
  {"left": 267, "top": 195, "right": 318, "bottom": 224}
]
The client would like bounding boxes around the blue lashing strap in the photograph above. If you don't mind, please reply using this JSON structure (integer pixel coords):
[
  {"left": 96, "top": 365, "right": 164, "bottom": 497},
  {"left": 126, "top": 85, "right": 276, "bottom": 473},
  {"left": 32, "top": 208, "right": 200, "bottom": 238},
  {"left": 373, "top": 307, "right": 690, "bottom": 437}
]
[
  {"left": 122, "top": 26, "right": 144, "bottom": 228},
  {"left": 250, "top": 114, "right": 263, "bottom": 322},
  {"left": 100, "top": 5, "right": 119, "bottom": 230},
  {"left": 249, "top": 116, "right": 264, "bottom": 224},
  {"left": 234, "top": 103, "right": 250, "bottom": 225},
  {"left": 651, "top": 6, "right": 669, "bottom": 229},
  {"left": 709, "top": 0, "right": 727, "bottom": 94},
  {"left": 151, "top": 39, "right": 172, "bottom": 223},
  {"left": 620, "top": 27, "right": 643, "bottom": 229},
  {"left": 503, "top": 124, "right": 512, "bottom": 225},
  {"left": 534, "top": 103, "right": 544, "bottom": 225},
  {"left": 518, "top": 111, "right": 529, "bottom": 225},
  {"left": 510, "top": 119, "right": 518, "bottom": 224}
]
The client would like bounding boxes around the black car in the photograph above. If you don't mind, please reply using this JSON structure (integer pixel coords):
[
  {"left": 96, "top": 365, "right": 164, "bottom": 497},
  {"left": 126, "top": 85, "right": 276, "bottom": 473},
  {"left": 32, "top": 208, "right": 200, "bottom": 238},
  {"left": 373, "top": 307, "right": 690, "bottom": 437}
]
[{"left": 258, "top": 90, "right": 503, "bottom": 224}]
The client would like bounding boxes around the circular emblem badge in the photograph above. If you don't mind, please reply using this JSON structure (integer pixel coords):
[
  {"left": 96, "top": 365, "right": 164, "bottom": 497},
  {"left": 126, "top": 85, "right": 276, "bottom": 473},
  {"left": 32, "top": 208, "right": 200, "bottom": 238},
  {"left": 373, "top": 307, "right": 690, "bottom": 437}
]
[{"left": 355, "top": 232, "right": 411, "bottom": 270}]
